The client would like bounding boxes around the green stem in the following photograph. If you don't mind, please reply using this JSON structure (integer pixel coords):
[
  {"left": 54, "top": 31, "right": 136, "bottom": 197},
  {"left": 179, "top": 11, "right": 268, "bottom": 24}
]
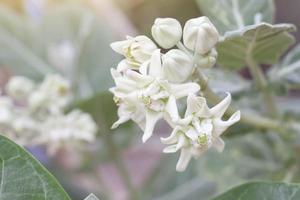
[
  {"left": 103, "top": 133, "right": 140, "bottom": 200},
  {"left": 246, "top": 55, "right": 278, "bottom": 117}
]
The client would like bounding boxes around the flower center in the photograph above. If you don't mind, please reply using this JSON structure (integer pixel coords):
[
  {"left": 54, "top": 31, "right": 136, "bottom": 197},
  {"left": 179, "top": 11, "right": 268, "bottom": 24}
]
[{"left": 197, "top": 134, "right": 208, "bottom": 145}]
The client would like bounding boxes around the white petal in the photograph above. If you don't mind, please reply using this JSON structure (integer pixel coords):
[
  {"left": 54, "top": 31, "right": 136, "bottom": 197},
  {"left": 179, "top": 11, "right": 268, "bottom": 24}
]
[
  {"left": 177, "top": 115, "right": 193, "bottom": 126},
  {"left": 213, "top": 137, "right": 225, "bottom": 152},
  {"left": 168, "top": 82, "right": 200, "bottom": 99},
  {"left": 149, "top": 49, "right": 163, "bottom": 77},
  {"left": 210, "top": 92, "right": 231, "bottom": 118},
  {"left": 186, "top": 127, "right": 198, "bottom": 140},
  {"left": 165, "top": 95, "right": 179, "bottom": 122},
  {"left": 161, "top": 126, "right": 180, "bottom": 144},
  {"left": 117, "top": 59, "right": 131, "bottom": 72},
  {"left": 111, "top": 68, "right": 122, "bottom": 79},
  {"left": 185, "top": 94, "right": 210, "bottom": 117},
  {"left": 110, "top": 40, "right": 130, "bottom": 54},
  {"left": 213, "top": 110, "right": 241, "bottom": 136},
  {"left": 125, "top": 70, "right": 153, "bottom": 86},
  {"left": 176, "top": 148, "right": 192, "bottom": 172},
  {"left": 139, "top": 60, "right": 150, "bottom": 75},
  {"left": 142, "top": 110, "right": 162, "bottom": 143},
  {"left": 163, "top": 144, "right": 178, "bottom": 153},
  {"left": 111, "top": 116, "right": 130, "bottom": 129},
  {"left": 176, "top": 134, "right": 187, "bottom": 150}
]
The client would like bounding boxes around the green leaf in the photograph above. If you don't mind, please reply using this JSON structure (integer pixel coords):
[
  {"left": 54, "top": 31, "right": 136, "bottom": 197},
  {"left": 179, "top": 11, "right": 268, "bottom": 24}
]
[
  {"left": 41, "top": 5, "right": 120, "bottom": 98},
  {"left": 269, "top": 44, "right": 300, "bottom": 87},
  {"left": 205, "top": 68, "right": 250, "bottom": 94},
  {"left": 0, "top": 6, "right": 53, "bottom": 79},
  {"left": 84, "top": 194, "right": 100, "bottom": 200},
  {"left": 196, "top": 0, "right": 275, "bottom": 34},
  {"left": 213, "top": 182, "right": 300, "bottom": 200},
  {"left": 217, "top": 23, "right": 296, "bottom": 70},
  {"left": 0, "top": 134, "right": 71, "bottom": 200}
]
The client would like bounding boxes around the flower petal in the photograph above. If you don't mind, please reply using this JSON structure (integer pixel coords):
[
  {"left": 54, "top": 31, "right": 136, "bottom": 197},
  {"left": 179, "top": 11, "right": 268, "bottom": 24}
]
[
  {"left": 111, "top": 116, "right": 130, "bottom": 129},
  {"left": 165, "top": 95, "right": 179, "bottom": 122},
  {"left": 210, "top": 92, "right": 231, "bottom": 118},
  {"left": 186, "top": 127, "right": 198, "bottom": 140},
  {"left": 213, "top": 110, "right": 241, "bottom": 136},
  {"left": 125, "top": 69, "right": 153, "bottom": 86},
  {"left": 163, "top": 144, "right": 178, "bottom": 153},
  {"left": 110, "top": 40, "right": 130, "bottom": 55},
  {"left": 168, "top": 82, "right": 200, "bottom": 99},
  {"left": 161, "top": 126, "right": 180, "bottom": 144},
  {"left": 185, "top": 93, "right": 210, "bottom": 117},
  {"left": 142, "top": 110, "right": 162, "bottom": 143},
  {"left": 148, "top": 49, "right": 163, "bottom": 77},
  {"left": 117, "top": 59, "right": 133, "bottom": 72},
  {"left": 176, "top": 148, "right": 192, "bottom": 172}
]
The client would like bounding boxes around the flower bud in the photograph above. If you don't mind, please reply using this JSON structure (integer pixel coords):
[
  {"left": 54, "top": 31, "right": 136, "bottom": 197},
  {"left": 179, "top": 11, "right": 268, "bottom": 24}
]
[
  {"left": 6, "top": 76, "right": 35, "bottom": 100},
  {"left": 151, "top": 18, "right": 182, "bottom": 49},
  {"left": 162, "top": 49, "right": 193, "bottom": 83},
  {"left": 111, "top": 35, "right": 157, "bottom": 65},
  {"left": 183, "top": 16, "right": 219, "bottom": 55}
]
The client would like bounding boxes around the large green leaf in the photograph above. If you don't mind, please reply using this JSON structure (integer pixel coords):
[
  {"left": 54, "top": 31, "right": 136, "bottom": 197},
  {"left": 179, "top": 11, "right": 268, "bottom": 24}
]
[
  {"left": 217, "top": 23, "right": 296, "bottom": 70},
  {"left": 213, "top": 182, "right": 300, "bottom": 200},
  {"left": 196, "top": 0, "right": 275, "bottom": 34},
  {"left": 269, "top": 44, "right": 300, "bottom": 87},
  {"left": 0, "top": 134, "right": 71, "bottom": 200}
]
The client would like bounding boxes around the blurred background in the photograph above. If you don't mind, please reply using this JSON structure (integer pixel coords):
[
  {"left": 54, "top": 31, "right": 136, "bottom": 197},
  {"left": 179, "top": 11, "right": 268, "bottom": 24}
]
[{"left": 0, "top": 0, "right": 299, "bottom": 200}]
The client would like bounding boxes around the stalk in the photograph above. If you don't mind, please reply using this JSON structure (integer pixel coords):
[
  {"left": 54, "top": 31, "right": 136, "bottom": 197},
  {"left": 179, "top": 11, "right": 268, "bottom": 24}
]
[{"left": 246, "top": 55, "right": 278, "bottom": 117}]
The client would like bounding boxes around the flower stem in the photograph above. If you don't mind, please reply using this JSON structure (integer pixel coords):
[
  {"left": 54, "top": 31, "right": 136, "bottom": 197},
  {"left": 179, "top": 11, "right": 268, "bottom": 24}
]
[
  {"left": 103, "top": 133, "right": 140, "bottom": 200},
  {"left": 246, "top": 55, "right": 278, "bottom": 118}
]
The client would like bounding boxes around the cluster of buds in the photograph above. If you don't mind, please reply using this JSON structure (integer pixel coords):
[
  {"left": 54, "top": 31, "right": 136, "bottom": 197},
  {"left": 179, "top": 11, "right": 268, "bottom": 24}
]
[
  {"left": 0, "top": 75, "right": 97, "bottom": 154},
  {"left": 110, "top": 16, "right": 240, "bottom": 171}
]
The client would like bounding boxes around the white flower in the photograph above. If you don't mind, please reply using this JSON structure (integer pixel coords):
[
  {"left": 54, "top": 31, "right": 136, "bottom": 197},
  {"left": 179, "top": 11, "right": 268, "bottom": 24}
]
[
  {"left": 162, "top": 49, "right": 194, "bottom": 83},
  {"left": 111, "top": 35, "right": 157, "bottom": 71},
  {"left": 183, "top": 16, "right": 219, "bottom": 55},
  {"left": 6, "top": 76, "right": 35, "bottom": 100},
  {"left": 0, "top": 75, "right": 98, "bottom": 154},
  {"left": 29, "top": 74, "right": 72, "bottom": 113},
  {"left": 110, "top": 50, "right": 200, "bottom": 142},
  {"left": 0, "top": 97, "right": 13, "bottom": 124},
  {"left": 161, "top": 93, "right": 240, "bottom": 172},
  {"left": 151, "top": 18, "right": 182, "bottom": 49},
  {"left": 40, "top": 110, "right": 97, "bottom": 154}
]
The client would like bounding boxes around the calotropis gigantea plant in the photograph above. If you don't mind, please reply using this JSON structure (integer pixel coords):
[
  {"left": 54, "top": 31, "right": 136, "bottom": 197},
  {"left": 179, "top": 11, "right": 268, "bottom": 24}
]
[{"left": 110, "top": 16, "right": 241, "bottom": 172}]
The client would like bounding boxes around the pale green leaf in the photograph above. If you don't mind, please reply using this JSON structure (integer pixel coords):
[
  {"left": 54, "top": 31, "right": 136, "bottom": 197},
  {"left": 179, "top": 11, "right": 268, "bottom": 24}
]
[
  {"left": 213, "top": 182, "right": 300, "bottom": 200},
  {"left": 84, "top": 193, "right": 100, "bottom": 200},
  {"left": 196, "top": 0, "right": 275, "bottom": 34},
  {"left": 269, "top": 44, "right": 300, "bottom": 86},
  {"left": 0, "top": 134, "right": 71, "bottom": 200},
  {"left": 0, "top": 6, "right": 53, "bottom": 78},
  {"left": 40, "top": 5, "right": 120, "bottom": 98},
  {"left": 205, "top": 68, "right": 250, "bottom": 94},
  {"left": 217, "top": 23, "right": 296, "bottom": 70}
]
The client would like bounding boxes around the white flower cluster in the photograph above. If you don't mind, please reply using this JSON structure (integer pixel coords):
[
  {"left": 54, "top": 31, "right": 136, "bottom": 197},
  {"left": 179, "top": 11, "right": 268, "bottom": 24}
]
[
  {"left": 0, "top": 74, "right": 97, "bottom": 154},
  {"left": 110, "top": 16, "right": 241, "bottom": 171}
]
